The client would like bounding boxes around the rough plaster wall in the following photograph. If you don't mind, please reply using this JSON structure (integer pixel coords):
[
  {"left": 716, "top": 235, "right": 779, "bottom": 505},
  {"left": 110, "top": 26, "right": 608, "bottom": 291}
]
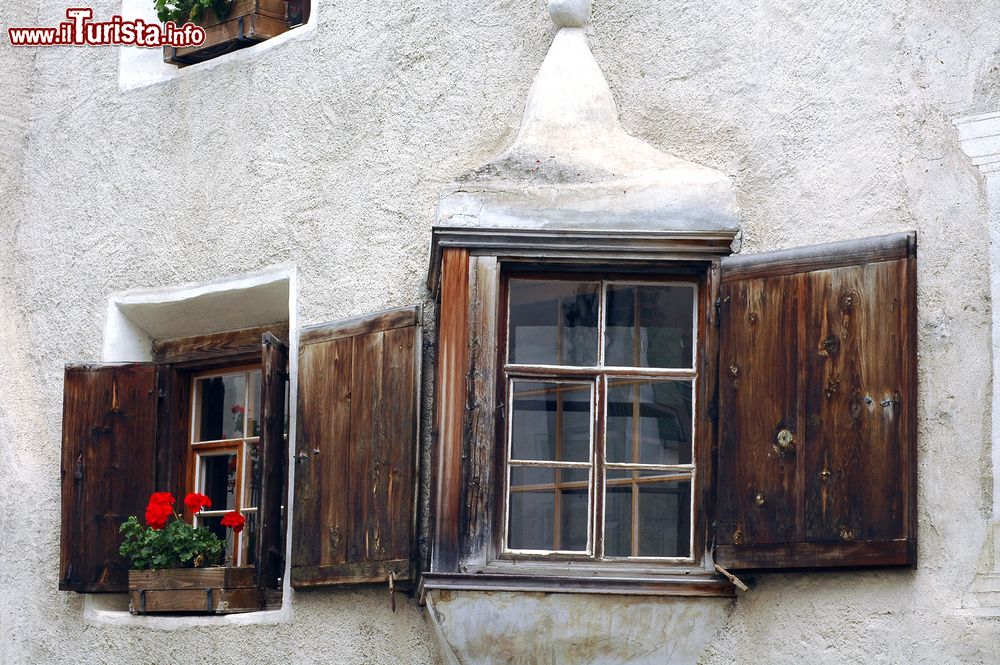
[{"left": 0, "top": 0, "right": 999, "bottom": 663}]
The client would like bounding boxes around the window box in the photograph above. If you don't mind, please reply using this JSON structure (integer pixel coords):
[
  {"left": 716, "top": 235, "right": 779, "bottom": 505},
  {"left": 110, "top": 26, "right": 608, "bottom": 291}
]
[
  {"left": 128, "top": 567, "right": 277, "bottom": 614},
  {"left": 162, "top": 0, "right": 291, "bottom": 67}
]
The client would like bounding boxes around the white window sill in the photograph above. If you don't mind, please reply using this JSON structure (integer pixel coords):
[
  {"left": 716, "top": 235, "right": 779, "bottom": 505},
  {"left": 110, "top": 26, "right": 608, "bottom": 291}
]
[{"left": 83, "top": 592, "right": 293, "bottom": 630}]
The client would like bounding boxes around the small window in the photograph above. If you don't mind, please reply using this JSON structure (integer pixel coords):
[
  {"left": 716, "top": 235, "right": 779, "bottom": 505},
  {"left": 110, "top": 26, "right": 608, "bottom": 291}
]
[
  {"left": 191, "top": 366, "right": 262, "bottom": 566},
  {"left": 502, "top": 278, "right": 697, "bottom": 561},
  {"left": 162, "top": 0, "right": 311, "bottom": 67}
]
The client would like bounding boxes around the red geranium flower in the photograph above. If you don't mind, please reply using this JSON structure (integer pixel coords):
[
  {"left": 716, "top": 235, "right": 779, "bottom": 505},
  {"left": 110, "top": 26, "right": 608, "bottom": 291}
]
[
  {"left": 184, "top": 492, "right": 212, "bottom": 514},
  {"left": 220, "top": 510, "right": 245, "bottom": 534},
  {"left": 231, "top": 404, "right": 245, "bottom": 414},
  {"left": 144, "top": 492, "right": 176, "bottom": 529},
  {"left": 149, "top": 491, "right": 175, "bottom": 507}
]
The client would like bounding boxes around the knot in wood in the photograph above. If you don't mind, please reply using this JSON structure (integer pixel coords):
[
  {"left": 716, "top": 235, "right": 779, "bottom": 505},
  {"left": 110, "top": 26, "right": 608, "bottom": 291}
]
[
  {"left": 773, "top": 428, "right": 796, "bottom": 456},
  {"left": 819, "top": 335, "right": 840, "bottom": 357}
]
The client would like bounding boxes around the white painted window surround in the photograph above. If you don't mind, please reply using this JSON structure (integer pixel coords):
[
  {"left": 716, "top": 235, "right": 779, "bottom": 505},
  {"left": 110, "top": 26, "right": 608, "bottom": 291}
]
[
  {"left": 953, "top": 112, "right": 1000, "bottom": 616},
  {"left": 118, "top": 0, "right": 317, "bottom": 92},
  {"left": 85, "top": 264, "right": 298, "bottom": 629}
]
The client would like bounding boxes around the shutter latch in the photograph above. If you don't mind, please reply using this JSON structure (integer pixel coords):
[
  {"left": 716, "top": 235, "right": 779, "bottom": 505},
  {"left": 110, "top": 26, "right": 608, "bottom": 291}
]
[
  {"left": 387, "top": 572, "right": 396, "bottom": 613},
  {"left": 714, "top": 564, "right": 750, "bottom": 592}
]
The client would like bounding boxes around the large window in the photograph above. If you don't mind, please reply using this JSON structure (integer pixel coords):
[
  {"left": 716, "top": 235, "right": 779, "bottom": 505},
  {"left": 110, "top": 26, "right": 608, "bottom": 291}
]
[{"left": 503, "top": 277, "right": 697, "bottom": 561}]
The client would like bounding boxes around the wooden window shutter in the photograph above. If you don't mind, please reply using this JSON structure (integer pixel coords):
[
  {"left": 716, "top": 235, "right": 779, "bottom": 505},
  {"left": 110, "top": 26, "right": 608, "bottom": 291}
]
[
  {"left": 714, "top": 232, "right": 917, "bottom": 569},
  {"left": 60, "top": 363, "right": 158, "bottom": 592},
  {"left": 291, "top": 305, "right": 421, "bottom": 587},
  {"left": 256, "top": 333, "right": 289, "bottom": 589}
]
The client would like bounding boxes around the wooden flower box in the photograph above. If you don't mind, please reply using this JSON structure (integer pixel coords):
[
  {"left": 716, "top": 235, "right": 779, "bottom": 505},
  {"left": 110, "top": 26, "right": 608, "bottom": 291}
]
[
  {"left": 162, "top": 0, "right": 290, "bottom": 67},
  {"left": 128, "top": 567, "right": 272, "bottom": 614}
]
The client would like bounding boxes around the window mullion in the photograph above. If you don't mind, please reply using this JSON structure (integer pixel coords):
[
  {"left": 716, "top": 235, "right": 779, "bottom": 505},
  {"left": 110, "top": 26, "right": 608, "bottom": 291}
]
[
  {"left": 593, "top": 280, "right": 606, "bottom": 560},
  {"left": 593, "top": 374, "right": 606, "bottom": 560}
]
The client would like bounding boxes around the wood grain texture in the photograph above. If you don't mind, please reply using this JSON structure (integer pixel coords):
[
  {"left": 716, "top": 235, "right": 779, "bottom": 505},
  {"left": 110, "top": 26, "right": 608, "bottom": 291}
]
[
  {"left": 60, "top": 364, "right": 158, "bottom": 593},
  {"left": 152, "top": 323, "right": 288, "bottom": 366},
  {"left": 257, "top": 333, "right": 288, "bottom": 590},
  {"left": 802, "top": 261, "right": 910, "bottom": 544},
  {"left": 430, "top": 248, "right": 470, "bottom": 573},
  {"left": 716, "top": 273, "right": 800, "bottom": 548},
  {"left": 418, "top": 572, "right": 735, "bottom": 598},
  {"left": 720, "top": 232, "right": 915, "bottom": 283},
  {"left": 291, "top": 307, "right": 421, "bottom": 587},
  {"left": 715, "top": 233, "right": 917, "bottom": 570},
  {"left": 299, "top": 306, "right": 419, "bottom": 345},
  {"left": 293, "top": 337, "right": 352, "bottom": 572},
  {"left": 696, "top": 260, "right": 721, "bottom": 560},
  {"left": 713, "top": 539, "right": 910, "bottom": 569},
  {"left": 155, "top": 365, "right": 190, "bottom": 504},
  {"left": 291, "top": 559, "right": 410, "bottom": 588},
  {"left": 459, "top": 256, "right": 499, "bottom": 566},
  {"left": 349, "top": 331, "right": 383, "bottom": 563},
  {"left": 129, "top": 566, "right": 255, "bottom": 590}
]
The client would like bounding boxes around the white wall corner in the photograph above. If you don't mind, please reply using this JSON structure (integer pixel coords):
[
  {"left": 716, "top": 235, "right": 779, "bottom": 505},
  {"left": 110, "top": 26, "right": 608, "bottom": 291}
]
[{"left": 953, "top": 111, "right": 1000, "bottom": 615}]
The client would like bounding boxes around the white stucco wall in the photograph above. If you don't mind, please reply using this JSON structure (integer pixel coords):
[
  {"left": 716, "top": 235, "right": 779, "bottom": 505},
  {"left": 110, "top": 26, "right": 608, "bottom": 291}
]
[{"left": 1, "top": 0, "right": 999, "bottom": 663}]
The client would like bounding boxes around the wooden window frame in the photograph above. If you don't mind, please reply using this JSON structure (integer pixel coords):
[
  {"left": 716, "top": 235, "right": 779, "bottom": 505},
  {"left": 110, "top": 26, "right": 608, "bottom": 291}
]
[
  {"left": 152, "top": 323, "right": 288, "bottom": 600},
  {"left": 422, "top": 250, "right": 731, "bottom": 599},
  {"left": 188, "top": 363, "right": 262, "bottom": 567},
  {"left": 498, "top": 275, "right": 700, "bottom": 564}
]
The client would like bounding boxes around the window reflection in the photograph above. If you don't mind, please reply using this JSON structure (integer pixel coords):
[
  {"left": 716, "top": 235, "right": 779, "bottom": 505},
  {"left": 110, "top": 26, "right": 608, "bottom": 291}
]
[
  {"left": 510, "top": 381, "right": 591, "bottom": 463},
  {"left": 508, "top": 280, "right": 600, "bottom": 366},
  {"left": 605, "top": 284, "right": 694, "bottom": 368},
  {"left": 606, "top": 380, "right": 692, "bottom": 465}
]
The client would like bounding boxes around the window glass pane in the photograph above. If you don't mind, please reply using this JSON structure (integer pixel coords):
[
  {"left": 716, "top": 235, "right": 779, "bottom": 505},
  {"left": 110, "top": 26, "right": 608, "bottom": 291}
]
[
  {"left": 638, "top": 476, "right": 691, "bottom": 558},
  {"left": 246, "top": 370, "right": 262, "bottom": 438},
  {"left": 510, "top": 381, "right": 591, "bottom": 462},
  {"left": 604, "top": 483, "right": 632, "bottom": 557},
  {"left": 197, "top": 515, "right": 235, "bottom": 564},
  {"left": 199, "top": 452, "right": 237, "bottom": 511},
  {"left": 508, "top": 467, "right": 588, "bottom": 551},
  {"left": 606, "top": 380, "right": 692, "bottom": 465},
  {"left": 508, "top": 280, "right": 599, "bottom": 366},
  {"left": 195, "top": 373, "right": 247, "bottom": 441},
  {"left": 604, "top": 284, "right": 694, "bottom": 368},
  {"left": 603, "top": 474, "right": 691, "bottom": 558},
  {"left": 245, "top": 440, "right": 260, "bottom": 509}
]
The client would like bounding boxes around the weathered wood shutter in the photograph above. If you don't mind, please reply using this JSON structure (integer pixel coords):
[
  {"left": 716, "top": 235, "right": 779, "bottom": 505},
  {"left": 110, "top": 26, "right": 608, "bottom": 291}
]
[
  {"left": 60, "top": 363, "right": 158, "bottom": 592},
  {"left": 291, "top": 305, "right": 421, "bottom": 587},
  {"left": 256, "top": 333, "right": 289, "bottom": 590},
  {"left": 714, "top": 232, "right": 917, "bottom": 569}
]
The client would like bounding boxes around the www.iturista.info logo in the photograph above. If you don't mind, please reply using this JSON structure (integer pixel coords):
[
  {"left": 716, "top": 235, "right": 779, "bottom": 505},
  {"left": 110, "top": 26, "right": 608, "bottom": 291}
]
[{"left": 7, "top": 8, "right": 205, "bottom": 47}]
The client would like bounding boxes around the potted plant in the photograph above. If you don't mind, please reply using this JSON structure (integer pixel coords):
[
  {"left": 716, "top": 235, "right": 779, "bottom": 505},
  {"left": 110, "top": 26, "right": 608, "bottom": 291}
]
[
  {"left": 156, "top": 0, "right": 296, "bottom": 66},
  {"left": 120, "top": 491, "right": 259, "bottom": 614}
]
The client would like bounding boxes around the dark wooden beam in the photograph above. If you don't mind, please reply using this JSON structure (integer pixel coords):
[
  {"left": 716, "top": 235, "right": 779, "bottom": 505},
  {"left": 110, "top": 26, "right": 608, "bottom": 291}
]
[{"left": 152, "top": 323, "right": 289, "bottom": 365}]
